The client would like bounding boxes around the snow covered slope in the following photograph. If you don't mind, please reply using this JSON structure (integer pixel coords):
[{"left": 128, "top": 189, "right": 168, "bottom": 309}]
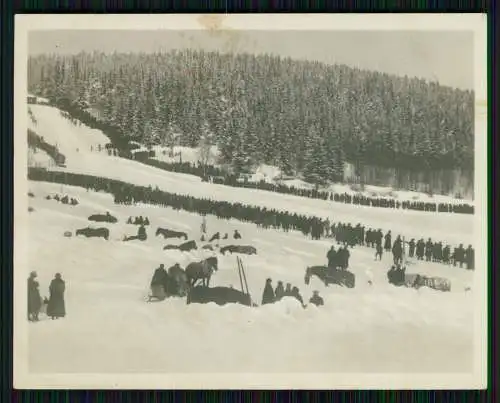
[
  {"left": 27, "top": 104, "right": 474, "bottom": 247},
  {"left": 27, "top": 181, "right": 474, "bottom": 374}
]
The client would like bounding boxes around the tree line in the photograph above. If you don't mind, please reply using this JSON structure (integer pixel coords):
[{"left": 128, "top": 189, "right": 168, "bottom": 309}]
[{"left": 27, "top": 50, "right": 474, "bottom": 194}]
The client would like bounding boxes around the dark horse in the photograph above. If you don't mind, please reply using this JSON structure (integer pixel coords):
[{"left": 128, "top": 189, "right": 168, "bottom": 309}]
[
  {"left": 304, "top": 266, "right": 355, "bottom": 288},
  {"left": 220, "top": 245, "right": 257, "bottom": 255},
  {"left": 187, "top": 286, "right": 254, "bottom": 307},
  {"left": 163, "top": 240, "right": 198, "bottom": 252},
  {"left": 75, "top": 227, "right": 110, "bottom": 240},
  {"left": 155, "top": 227, "right": 188, "bottom": 241},
  {"left": 185, "top": 257, "right": 219, "bottom": 287},
  {"left": 88, "top": 212, "right": 118, "bottom": 224},
  {"left": 208, "top": 232, "right": 220, "bottom": 242}
]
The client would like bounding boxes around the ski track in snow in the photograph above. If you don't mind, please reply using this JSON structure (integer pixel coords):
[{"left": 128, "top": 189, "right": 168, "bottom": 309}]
[{"left": 25, "top": 103, "right": 476, "bottom": 374}]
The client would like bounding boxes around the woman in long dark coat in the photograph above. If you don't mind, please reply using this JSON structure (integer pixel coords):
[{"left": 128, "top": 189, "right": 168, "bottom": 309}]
[
  {"left": 261, "top": 278, "right": 275, "bottom": 305},
  {"left": 27, "top": 271, "right": 42, "bottom": 322},
  {"left": 47, "top": 273, "right": 66, "bottom": 319}
]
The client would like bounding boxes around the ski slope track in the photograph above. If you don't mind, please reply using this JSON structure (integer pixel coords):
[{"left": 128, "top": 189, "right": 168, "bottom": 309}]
[{"left": 26, "top": 104, "right": 476, "bottom": 374}]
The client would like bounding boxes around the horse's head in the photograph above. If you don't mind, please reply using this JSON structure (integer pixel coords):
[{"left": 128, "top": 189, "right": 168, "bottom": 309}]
[{"left": 155, "top": 227, "right": 160, "bottom": 236}]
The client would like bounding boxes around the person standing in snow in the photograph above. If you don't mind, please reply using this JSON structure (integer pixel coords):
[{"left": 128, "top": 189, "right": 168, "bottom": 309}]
[
  {"left": 27, "top": 271, "right": 42, "bottom": 322},
  {"left": 274, "top": 281, "right": 285, "bottom": 301},
  {"left": 291, "top": 287, "right": 305, "bottom": 308},
  {"left": 375, "top": 242, "right": 383, "bottom": 261},
  {"left": 47, "top": 273, "right": 66, "bottom": 320},
  {"left": 261, "top": 278, "right": 275, "bottom": 305},
  {"left": 309, "top": 290, "right": 324, "bottom": 307},
  {"left": 408, "top": 238, "right": 416, "bottom": 258},
  {"left": 327, "top": 246, "right": 337, "bottom": 268}
]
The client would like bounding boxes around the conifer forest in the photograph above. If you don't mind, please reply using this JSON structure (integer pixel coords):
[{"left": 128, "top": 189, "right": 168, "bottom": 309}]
[{"left": 27, "top": 50, "right": 475, "bottom": 198}]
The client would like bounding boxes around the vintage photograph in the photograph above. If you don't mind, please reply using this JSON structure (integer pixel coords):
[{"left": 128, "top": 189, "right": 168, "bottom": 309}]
[{"left": 14, "top": 14, "right": 487, "bottom": 389}]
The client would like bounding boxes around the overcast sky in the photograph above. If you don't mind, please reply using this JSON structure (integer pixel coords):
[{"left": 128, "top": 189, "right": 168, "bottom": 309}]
[{"left": 28, "top": 30, "right": 473, "bottom": 90}]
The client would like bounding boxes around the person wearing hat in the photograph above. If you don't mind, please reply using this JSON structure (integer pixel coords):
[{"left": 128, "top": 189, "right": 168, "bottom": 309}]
[
  {"left": 47, "top": 273, "right": 66, "bottom": 320},
  {"left": 27, "top": 271, "right": 42, "bottom": 322},
  {"left": 150, "top": 264, "right": 168, "bottom": 300},
  {"left": 261, "top": 278, "right": 275, "bottom": 305},
  {"left": 309, "top": 290, "right": 324, "bottom": 307},
  {"left": 274, "top": 281, "right": 285, "bottom": 301}
]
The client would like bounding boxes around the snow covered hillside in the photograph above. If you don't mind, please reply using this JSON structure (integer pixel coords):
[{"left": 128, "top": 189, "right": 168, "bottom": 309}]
[
  {"left": 27, "top": 181, "right": 474, "bottom": 374},
  {"left": 26, "top": 104, "right": 474, "bottom": 247}
]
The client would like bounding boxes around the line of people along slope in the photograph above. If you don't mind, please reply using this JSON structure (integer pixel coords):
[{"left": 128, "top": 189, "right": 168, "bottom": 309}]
[{"left": 28, "top": 168, "right": 475, "bottom": 272}]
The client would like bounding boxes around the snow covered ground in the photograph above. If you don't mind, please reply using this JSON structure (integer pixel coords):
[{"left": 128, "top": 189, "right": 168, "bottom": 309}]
[
  {"left": 26, "top": 181, "right": 475, "bottom": 374},
  {"left": 18, "top": 101, "right": 485, "bottom": 387}
]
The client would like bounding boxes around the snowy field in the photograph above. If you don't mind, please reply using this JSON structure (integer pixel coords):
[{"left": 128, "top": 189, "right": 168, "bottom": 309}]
[
  {"left": 27, "top": 181, "right": 475, "bottom": 374},
  {"left": 23, "top": 102, "right": 478, "bottom": 375}
]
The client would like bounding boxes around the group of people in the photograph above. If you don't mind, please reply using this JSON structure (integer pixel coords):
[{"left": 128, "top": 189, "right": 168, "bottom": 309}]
[
  {"left": 134, "top": 159, "right": 474, "bottom": 216},
  {"left": 27, "top": 271, "right": 66, "bottom": 322},
  {"left": 29, "top": 169, "right": 475, "bottom": 272},
  {"left": 126, "top": 215, "right": 150, "bottom": 226},
  {"left": 326, "top": 245, "right": 351, "bottom": 270},
  {"left": 261, "top": 278, "right": 324, "bottom": 308}
]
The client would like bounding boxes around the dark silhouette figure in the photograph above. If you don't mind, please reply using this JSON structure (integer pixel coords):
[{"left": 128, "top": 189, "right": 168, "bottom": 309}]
[
  {"left": 375, "top": 242, "right": 383, "bottom": 260},
  {"left": 327, "top": 246, "right": 337, "bottom": 268},
  {"left": 309, "top": 290, "right": 324, "bottom": 307},
  {"left": 261, "top": 278, "right": 275, "bottom": 305},
  {"left": 28, "top": 271, "right": 42, "bottom": 322},
  {"left": 408, "top": 239, "right": 416, "bottom": 258},
  {"left": 384, "top": 231, "right": 392, "bottom": 252},
  {"left": 274, "top": 281, "right": 285, "bottom": 301},
  {"left": 284, "top": 283, "right": 292, "bottom": 297},
  {"left": 233, "top": 230, "right": 242, "bottom": 239},
  {"left": 47, "top": 273, "right": 66, "bottom": 320}
]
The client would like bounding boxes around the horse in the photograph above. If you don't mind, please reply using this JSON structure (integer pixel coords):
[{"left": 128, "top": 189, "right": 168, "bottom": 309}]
[
  {"left": 88, "top": 212, "right": 118, "bottom": 224},
  {"left": 163, "top": 240, "right": 197, "bottom": 252},
  {"left": 220, "top": 245, "right": 257, "bottom": 255},
  {"left": 75, "top": 227, "right": 110, "bottom": 240},
  {"left": 70, "top": 198, "right": 79, "bottom": 206},
  {"left": 185, "top": 257, "right": 219, "bottom": 287},
  {"left": 61, "top": 195, "right": 69, "bottom": 204},
  {"left": 202, "top": 244, "right": 214, "bottom": 251},
  {"left": 208, "top": 232, "right": 220, "bottom": 242},
  {"left": 304, "top": 266, "right": 355, "bottom": 288},
  {"left": 155, "top": 227, "right": 188, "bottom": 240},
  {"left": 386, "top": 268, "right": 451, "bottom": 292},
  {"left": 187, "top": 286, "right": 254, "bottom": 307}
]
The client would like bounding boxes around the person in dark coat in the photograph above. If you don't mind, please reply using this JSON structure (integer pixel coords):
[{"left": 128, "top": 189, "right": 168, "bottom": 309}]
[
  {"left": 425, "top": 238, "right": 433, "bottom": 262},
  {"left": 28, "top": 271, "right": 42, "bottom": 322},
  {"left": 465, "top": 245, "right": 474, "bottom": 270},
  {"left": 284, "top": 283, "right": 292, "bottom": 297},
  {"left": 416, "top": 239, "right": 425, "bottom": 260},
  {"left": 274, "top": 281, "right": 285, "bottom": 301},
  {"left": 137, "top": 224, "right": 147, "bottom": 241},
  {"left": 47, "top": 273, "right": 66, "bottom": 320},
  {"left": 151, "top": 264, "right": 168, "bottom": 300},
  {"left": 291, "top": 287, "right": 305, "bottom": 307},
  {"left": 384, "top": 231, "right": 392, "bottom": 252},
  {"left": 309, "top": 290, "right": 324, "bottom": 307},
  {"left": 408, "top": 239, "right": 416, "bottom": 258},
  {"left": 375, "top": 242, "right": 383, "bottom": 261},
  {"left": 327, "top": 246, "right": 337, "bottom": 268},
  {"left": 261, "top": 278, "right": 275, "bottom": 305}
]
